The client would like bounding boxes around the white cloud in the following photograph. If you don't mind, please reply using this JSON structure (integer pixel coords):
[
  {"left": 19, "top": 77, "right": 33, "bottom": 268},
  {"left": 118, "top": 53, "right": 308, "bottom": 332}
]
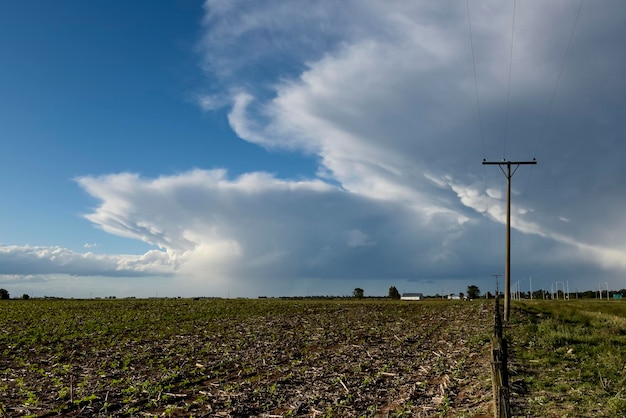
[
  {"left": 8, "top": 1, "right": 626, "bottom": 297},
  {"left": 75, "top": 169, "right": 486, "bottom": 283},
  {"left": 197, "top": 0, "right": 626, "bottom": 285},
  {"left": 196, "top": 94, "right": 227, "bottom": 111},
  {"left": 0, "top": 244, "right": 175, "bottom": 277}
]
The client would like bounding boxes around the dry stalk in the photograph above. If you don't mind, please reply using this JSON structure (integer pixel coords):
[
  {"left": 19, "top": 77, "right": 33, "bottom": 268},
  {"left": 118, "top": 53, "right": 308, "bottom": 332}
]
[
  {"left": 379, "top": 372, "right": 396, "bottom": 377},
  {"left": 338, "top": 378, "right": 349, "bottom": 393},
  {"left": 69, "top": 374, "right": 74, "bottom": 404}
]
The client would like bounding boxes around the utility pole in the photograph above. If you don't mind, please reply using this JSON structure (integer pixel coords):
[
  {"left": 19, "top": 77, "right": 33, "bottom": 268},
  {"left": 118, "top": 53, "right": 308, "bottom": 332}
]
[
  {"left": 483, "top": 158, "right": 537, "bottom": 322},
  {"left": 492, "top": 274, "right": 501, "bottom": 299}
]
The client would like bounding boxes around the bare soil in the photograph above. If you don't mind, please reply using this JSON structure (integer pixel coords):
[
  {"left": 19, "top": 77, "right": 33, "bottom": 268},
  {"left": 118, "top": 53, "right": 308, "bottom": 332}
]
[{"left": 0, "top": 299, "right": 494, "bottom": 417}]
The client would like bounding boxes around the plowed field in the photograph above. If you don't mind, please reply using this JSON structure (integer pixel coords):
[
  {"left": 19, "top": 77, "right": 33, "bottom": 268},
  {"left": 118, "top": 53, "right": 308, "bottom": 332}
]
[{"left": 0, "top": 299, "right": 494, "bottom": 417}]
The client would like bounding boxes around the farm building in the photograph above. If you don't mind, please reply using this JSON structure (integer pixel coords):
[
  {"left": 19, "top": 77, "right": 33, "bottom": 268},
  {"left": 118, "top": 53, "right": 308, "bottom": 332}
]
[{"left": 401, "top": 292, "right": 423, "bottom": 301}]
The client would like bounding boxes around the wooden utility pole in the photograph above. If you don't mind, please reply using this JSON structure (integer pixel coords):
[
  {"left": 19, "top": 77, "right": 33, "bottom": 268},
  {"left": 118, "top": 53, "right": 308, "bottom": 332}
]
[
  {"left": 483, "top": 158, "right": 536, "bottom": 322},
  {"left": 492, "top": 274, "right": 502, "bottom": 298}
]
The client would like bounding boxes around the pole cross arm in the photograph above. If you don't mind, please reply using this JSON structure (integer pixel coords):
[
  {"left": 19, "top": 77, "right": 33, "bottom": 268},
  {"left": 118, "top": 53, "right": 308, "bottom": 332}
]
[{"left": 482, "top": 159, "right": 537, "bottom": 165}]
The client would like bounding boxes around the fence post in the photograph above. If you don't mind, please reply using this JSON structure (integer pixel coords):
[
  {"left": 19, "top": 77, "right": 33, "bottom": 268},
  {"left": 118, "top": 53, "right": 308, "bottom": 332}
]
[{"left": 491, "top": 295, "right": 511, "bottom": 417}]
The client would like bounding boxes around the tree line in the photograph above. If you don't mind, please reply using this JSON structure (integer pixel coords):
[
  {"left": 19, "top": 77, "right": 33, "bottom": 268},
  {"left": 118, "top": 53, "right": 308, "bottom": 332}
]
[
  {"left": 352, "top": 285, "right": 482, "bottom": 300},
  {"left": 0, "top": 289, "right": 29, "bottom": 300}
]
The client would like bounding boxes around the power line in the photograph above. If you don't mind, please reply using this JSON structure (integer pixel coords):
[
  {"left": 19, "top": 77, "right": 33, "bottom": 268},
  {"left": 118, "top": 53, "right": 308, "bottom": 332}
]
[
  {"left": 466, "top": 0, "right": 495, "bottom": 283},
  {"left": 518, "top": 0, "right": 583, "bottom": 200},
  {"left": 478, "top": 4, "right": 580, "bottom": 322},
  {"left": 465, "top": 0, "right": 485, "bottom": 160},
  {"left": 510, "top": 1, "right": 582, "bottom": 205},
  {"left": 493, "top": 274, "right": 502, "bottom": 296},
  {"left": 503, "top": 0, "right": 517, "bottom": 159},
  {"left": 533, "top": 0, "right": 584, "bottom": 158}
]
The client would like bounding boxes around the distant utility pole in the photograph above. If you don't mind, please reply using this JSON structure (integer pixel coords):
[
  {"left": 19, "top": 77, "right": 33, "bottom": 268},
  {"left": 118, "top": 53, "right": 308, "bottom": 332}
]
[
  {"left": 483, "top": 158, "right": 537, "bottom": 322},
  {"left": 492, "top": 274, "right": 502, "bottom": 298}
]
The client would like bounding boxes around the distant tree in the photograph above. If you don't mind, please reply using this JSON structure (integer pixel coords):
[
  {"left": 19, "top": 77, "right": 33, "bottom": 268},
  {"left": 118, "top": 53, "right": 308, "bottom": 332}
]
[
  {"left": 0, "top": 288, "right": 9, "bottom": 300},
  {"left": 353, "top": 288, "right": 364, "bottom": 299},
  {"left": 466, "top": 285, "right": 480, "bottom": 300},
  {"left": 459, "top": 292, "right": 465, "bottom": 299},
  {"left": 388, "top": 286, "right": 401, "bottom": 300},
  {"left": 22, "top": 294, "right": 30, "bottom": 300}
]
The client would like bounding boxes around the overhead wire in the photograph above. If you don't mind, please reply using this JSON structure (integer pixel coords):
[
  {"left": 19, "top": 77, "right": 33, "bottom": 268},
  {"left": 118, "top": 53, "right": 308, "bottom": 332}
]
[
  {"left": 533, "top": 0, "right": 584, "bottom": 158},
  {"left": 466, "top": 0, "right": 485, "bottom": 161},
  {"left": 500, "top": 0, "right": 519, "bottom": 264},
  {"left": 522, "top": 0, "right": 584, "bottom": 194},
  {"left": 466, "top": 0, "right": 498, "bottom": 283},
  {"left": 503, "top": 0, "right": 517, "bottom": 160},
  {"left": 468, "top": 1, "right": 584, "bottom": 289}
]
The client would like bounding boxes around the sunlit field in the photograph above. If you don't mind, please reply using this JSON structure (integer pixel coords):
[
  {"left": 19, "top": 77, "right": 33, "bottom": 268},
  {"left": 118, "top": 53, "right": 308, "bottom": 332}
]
[
  {"left": 508, "top": 299, "right": 626, "bottom": 417},
  {"left": 0, "top": 298, "right": 494, "bottom": 417}
]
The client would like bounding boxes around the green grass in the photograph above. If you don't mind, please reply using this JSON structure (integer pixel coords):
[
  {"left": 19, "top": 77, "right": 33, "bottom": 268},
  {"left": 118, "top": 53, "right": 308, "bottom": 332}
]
[{"left": 508, "top": 299, "right": 626, "bottom": 417}]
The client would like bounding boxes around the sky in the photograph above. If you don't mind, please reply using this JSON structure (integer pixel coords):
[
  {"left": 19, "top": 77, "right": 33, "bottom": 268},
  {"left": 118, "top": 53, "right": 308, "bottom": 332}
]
[{"left": 0, "top": 0, "right": 625, "bottom": 298}]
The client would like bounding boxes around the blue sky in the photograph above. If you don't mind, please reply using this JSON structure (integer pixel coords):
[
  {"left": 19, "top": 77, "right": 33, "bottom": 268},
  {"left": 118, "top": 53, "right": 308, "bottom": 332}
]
[{"left": 1, "top": 1, "right": 625, "bottom": 298}]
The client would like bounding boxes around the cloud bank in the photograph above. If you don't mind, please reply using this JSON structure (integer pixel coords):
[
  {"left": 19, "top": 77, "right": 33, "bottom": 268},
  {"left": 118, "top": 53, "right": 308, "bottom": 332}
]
[{"left": 5, "top": 0, "right": 626, "bottom": 296}]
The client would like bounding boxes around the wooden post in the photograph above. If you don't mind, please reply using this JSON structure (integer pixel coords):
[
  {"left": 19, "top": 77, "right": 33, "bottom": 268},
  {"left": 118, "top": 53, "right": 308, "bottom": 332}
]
[{"left": 491, "top": 294, "right": 511, "bottom": 417}]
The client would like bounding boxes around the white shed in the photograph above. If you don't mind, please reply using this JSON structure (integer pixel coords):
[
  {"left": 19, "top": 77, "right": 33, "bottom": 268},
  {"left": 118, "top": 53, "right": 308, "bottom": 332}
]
[{"left": 401, "top": 292, "right": 423, "bottom": 301}]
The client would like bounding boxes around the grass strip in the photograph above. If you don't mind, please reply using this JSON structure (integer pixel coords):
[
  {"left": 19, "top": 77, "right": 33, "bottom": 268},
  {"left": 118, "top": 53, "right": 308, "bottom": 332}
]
[{"left": 507, "top": 300, "right": 626, "bottom": 417}]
